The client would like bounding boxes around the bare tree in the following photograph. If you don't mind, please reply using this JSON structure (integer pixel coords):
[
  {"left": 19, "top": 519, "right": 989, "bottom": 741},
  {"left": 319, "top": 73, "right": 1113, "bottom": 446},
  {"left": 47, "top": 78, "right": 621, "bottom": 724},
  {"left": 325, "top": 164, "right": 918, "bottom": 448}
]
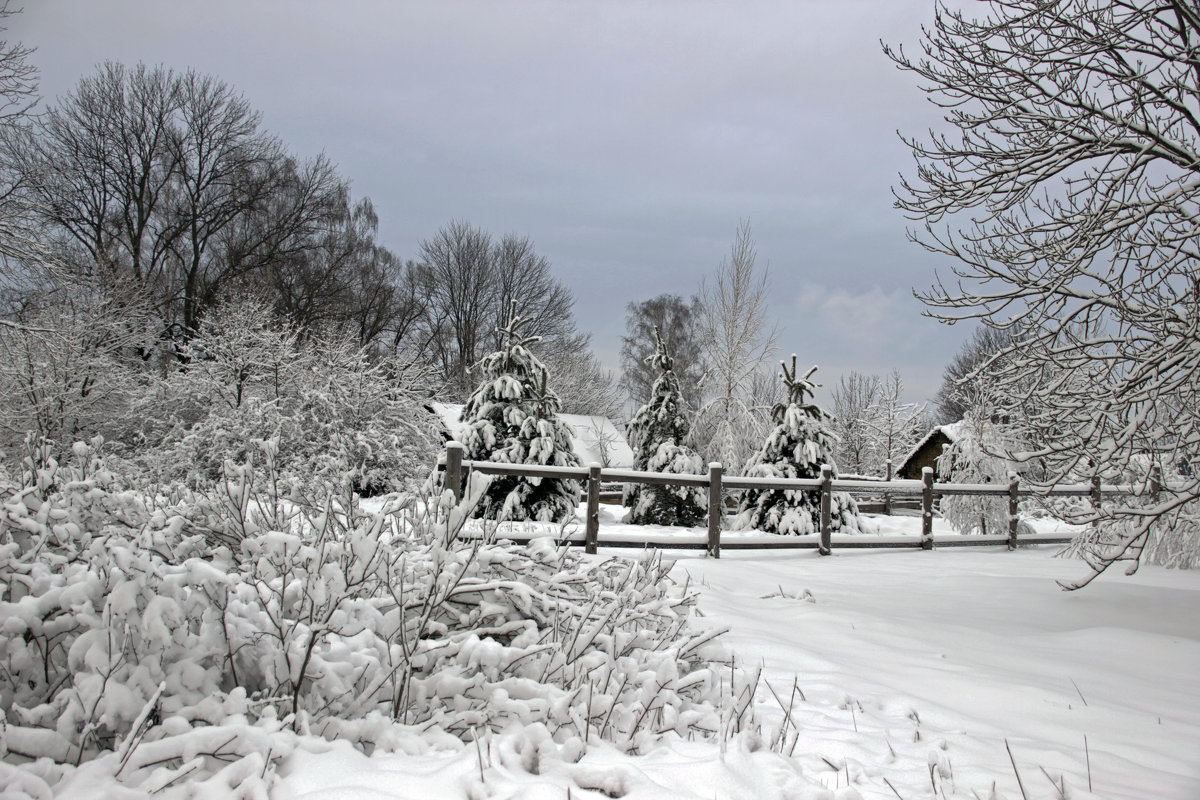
[
  {"left": 413, "top": 221, "right": 589, "bottom": 400},
  {"left": 933, "top": 326, "right": 1017, "bottom": 423},
  {"left": 830, "top": 370, "right": 927, "bottom": 477},
  {"left": 888, "top": 0, "right": 1200, "bottom": 584},
  {"left": 695, "top": 219, "right": 777, "bottom": 471},
  {"left": 0, "top": 1, "right": 46, "bottom": 285},
  {"left": 865, "top": 369, "right": 929, "bottom": 477},
  {"left": 619, "top": 294, "right": 705, "bottom": 410},
  {"left": 2, "top": 62, "right": 349, "bottom": 347},
  {"left": 542, "top": 341, "right": 624, "bottom": 420},
  {"left": 829, "top": 372, "right": 882, "bottom": 475}
]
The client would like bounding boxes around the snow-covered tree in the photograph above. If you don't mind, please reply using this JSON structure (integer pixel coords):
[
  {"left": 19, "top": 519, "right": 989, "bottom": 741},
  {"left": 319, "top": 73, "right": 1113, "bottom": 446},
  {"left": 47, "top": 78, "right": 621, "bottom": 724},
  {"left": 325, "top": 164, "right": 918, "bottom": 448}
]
[
  {"left": 695, "top": 219, "right": 778, "bottom": 473},
  {"left": 624, "top": 327, "right": 706, "bottom": 526},
  {"left": 460, "top": 300, "right": 581, "bottom": 522},
  {"left": 865, "top": 370, "right": 929, "bottom": 478},
  {"left": 889, "top": 1, "right": 1200, "bottom": 583},
  {"left": 936, "top": 409, "right": 1030, "bottom": 537},
  {"left": 0, "top": 290, "right": 146, "bottom": 455},
  {"left": 829, "top": 372, "right": 882, "bottom": 476},
  {"left": 737, "top": 358, "right": 860, "bottom": 535},
  {"left": 136, "top": 295, "right": 436, "bottom": 493},
  {"left": 831, "top": 370, "right": 928, "bottom": 479}
]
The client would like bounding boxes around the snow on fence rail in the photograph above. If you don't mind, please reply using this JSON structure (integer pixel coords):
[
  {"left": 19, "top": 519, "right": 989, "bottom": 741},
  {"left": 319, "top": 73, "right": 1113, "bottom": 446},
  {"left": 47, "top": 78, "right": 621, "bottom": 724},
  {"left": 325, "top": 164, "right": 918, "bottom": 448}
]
[{"left": 440, "top": 443, "right": 1156, "bottom": 558}]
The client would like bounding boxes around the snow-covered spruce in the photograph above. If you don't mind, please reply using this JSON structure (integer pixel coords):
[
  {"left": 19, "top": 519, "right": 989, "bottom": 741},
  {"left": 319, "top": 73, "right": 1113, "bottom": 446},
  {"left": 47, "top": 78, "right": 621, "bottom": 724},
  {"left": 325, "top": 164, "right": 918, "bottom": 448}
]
[
  {"left": 0, "top": 445, "right": 731, "bottom": 792},
  {"left": 736, "top": 358, "right": 861, "bottom": 535},
  {"left": 624, "top": 327, "right": 706, "bottom": 526},
  {"left": 459, "top": 301, "right": 582, "bottom": 522}
]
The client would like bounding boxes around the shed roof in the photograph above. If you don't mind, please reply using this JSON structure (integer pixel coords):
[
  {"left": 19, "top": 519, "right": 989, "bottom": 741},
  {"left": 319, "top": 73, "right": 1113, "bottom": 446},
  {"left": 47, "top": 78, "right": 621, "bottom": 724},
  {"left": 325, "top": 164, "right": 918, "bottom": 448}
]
[{"left": 429, "top": 402, "right": 635, "bottom": 469}]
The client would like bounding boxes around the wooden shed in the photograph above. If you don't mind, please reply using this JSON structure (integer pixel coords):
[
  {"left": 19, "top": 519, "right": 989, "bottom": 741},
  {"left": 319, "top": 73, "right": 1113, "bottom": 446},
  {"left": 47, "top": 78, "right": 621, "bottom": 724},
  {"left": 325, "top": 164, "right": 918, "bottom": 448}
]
[{"left": 895, "top": 422, "right": 964, "bottom": 480}]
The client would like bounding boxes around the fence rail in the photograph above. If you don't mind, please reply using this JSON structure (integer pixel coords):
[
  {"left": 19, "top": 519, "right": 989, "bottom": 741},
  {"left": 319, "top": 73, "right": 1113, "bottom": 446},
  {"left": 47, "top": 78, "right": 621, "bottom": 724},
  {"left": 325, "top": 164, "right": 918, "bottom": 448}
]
[{"left": 442, "top": 444, "right": 1157, "bottom": 558}]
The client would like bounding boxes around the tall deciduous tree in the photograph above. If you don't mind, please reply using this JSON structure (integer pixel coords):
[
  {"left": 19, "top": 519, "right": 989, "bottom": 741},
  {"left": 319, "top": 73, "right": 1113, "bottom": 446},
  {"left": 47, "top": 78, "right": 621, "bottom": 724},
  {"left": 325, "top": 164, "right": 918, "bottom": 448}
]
[
  {"left": 829, "top": 372, "right": 882, "bottom": 476},
  {"left": 0, "top": 62, "right": 388, "bottom": 350},
  {"left": 695, "top": 219, "right": 777, "bottom": 472},
  {"left": 619, "top": 294, "right": 705, "bottom": 411},
  {"left": 831, "top": 369, "right": 928, "bottom": 477},
  {"left": 888, "top": 0, "right": 1200, "bottom": 583},
  {"left": 413, "top": 221, "right": 588, "bottom": 400},
  {"left": 933, "top": 327, "right": 1017, "bottom": 424},
  {"left": 0, "top": 1, "right": 43, "bottom": 281}
]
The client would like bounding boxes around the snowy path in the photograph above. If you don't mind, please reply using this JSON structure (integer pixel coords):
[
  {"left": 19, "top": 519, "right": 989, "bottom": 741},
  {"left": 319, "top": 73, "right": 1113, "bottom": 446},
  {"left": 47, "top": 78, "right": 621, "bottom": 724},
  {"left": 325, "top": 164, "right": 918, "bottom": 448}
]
[{"left": 278, "top": 539, "right": 1200, "bottom": 800}]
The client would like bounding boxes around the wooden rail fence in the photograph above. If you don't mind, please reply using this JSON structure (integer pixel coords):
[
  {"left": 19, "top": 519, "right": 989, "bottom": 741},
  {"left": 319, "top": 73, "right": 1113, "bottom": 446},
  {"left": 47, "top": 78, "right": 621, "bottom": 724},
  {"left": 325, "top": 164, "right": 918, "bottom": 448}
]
[{"left": 442, "top": 443, "right": 1151, "bottom": 558}]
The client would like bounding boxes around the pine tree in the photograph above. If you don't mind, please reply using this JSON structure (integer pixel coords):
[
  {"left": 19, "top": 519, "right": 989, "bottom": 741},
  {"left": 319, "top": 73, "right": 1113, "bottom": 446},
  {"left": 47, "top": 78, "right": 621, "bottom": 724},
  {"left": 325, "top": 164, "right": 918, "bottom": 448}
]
[
  {"left": 737, "top": 357, "right": 861, "bottom": 535},
  {"left": 625, "top": 327, "right": 706, "bottom": 526},
  {"left": 460, "top": 301, "right": 581, "bottom": 522}
]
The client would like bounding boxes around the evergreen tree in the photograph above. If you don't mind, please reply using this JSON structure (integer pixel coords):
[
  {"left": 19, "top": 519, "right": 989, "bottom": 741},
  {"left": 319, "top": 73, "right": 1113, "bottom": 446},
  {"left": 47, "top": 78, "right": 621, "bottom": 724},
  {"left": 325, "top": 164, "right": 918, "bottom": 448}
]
[
  {"left": 625, "top": 327, "right": 706, "bottom": 526},
  {"left": 737, "top": 357, "right": 861, "bottom": 535},
  {"left": 460, "top": 301, "right": 581, "bottom": 522}
]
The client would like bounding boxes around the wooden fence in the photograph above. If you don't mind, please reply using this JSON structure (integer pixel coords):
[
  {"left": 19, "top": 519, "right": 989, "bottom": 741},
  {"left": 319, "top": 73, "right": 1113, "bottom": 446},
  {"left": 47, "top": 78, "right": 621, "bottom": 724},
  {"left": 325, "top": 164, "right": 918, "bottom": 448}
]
[{"left": 442, "top": 443, "right": 1148, "bottom": 558}]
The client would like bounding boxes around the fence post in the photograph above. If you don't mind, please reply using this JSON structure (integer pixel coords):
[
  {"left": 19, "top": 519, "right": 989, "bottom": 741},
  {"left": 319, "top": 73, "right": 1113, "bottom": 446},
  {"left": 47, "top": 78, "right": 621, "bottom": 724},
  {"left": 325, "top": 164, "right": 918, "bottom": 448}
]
[
  {"left": 445, "top": 442, "right": 464, "bottom": 503},
  {"left": 819, "top": 464, "right": 833, "bottom": 556},
  {"left": 1150, "top": 464, "right": 1162, "bottom": 498},
  {"left": 1007, "top": 472, "right": 1020, "bottom": 550},
  {"left": 585, "top": 463, "right": 601, "bottom": 554},
  {"left": 707, "top": 462, "right": 723, "bottom": 559},
  {"left": 1090, "top": 474, "right": 1102, "bottom": 511},
  {"left": 883, "top": 458, "right": 893, "bottom": 515},
  {"left": 921, "top": 467, "right": 935, "bottom": 550}
]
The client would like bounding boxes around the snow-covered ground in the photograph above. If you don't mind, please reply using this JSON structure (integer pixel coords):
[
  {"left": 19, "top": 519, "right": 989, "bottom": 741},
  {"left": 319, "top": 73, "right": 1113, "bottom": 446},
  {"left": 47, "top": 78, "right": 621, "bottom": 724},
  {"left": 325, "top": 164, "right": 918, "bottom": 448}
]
[{"left": 275, "top": 514, "right": 1200, "bottom": 800}]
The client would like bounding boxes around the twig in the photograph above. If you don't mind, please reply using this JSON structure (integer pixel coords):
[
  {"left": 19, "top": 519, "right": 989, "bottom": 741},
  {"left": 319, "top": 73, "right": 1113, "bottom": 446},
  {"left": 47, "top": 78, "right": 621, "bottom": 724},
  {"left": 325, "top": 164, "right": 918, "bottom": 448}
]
[
  {"left": 116, "top": 680, "right": 166, "bottom": 776},
  {"left": 1038, "top": 765, "right": 1067, "bottom": 800},
  {"left": 1005, "top": 738, "right": 1030, "bottom": 800},
  {"left": 1069, "top": 677, "right": 1088, "bottom": 706},
  {"left": 473, "top": 728, "right": 485, "bottom": 784},
  {"left": 883, "top": 776, "right": 906, "bottom": 799},
  {"left": 1084, "top": 734, "right": 1093, "bottom": 792}
]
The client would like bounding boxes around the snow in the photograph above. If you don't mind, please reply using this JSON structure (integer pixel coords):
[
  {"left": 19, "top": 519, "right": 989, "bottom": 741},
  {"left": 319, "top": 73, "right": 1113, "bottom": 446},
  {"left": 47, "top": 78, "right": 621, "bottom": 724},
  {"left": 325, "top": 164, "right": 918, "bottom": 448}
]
[
  {"left": 431, "top": 402, "right": 635, "bottom": 469},
  {"left": 6, "top": 505, "right": 1197, "bottom": 799},
  {"left": 270, "top": 514, "right": 1200, "bottom": 800}
]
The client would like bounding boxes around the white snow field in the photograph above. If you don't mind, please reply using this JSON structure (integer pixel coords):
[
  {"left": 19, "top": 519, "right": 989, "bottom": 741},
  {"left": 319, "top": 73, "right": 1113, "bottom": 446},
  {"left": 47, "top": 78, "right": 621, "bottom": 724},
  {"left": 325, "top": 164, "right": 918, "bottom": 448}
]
[{"left": 275, "top": 514, "right": 1200, "bottom": 800}]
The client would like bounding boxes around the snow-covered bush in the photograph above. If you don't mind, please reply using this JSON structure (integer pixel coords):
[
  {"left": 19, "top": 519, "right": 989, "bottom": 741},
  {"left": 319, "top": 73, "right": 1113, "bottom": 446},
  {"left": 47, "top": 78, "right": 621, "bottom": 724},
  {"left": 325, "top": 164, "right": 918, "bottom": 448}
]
[
  {"left": 625, "top": 327, "right": 706, "bottom": 526},
  {"left": 459, "top": 301, "right": 581, "bottom": 522},
  {"left": 936, "top": 410, "right": 1034, "bottom": 537},
  {"left": 0, "top": 292, "right": 145, "bottom": 456},
  {"left": 0, "top": 441, "right": 731, "bottom": 791},
  {"left": 134, "top": 297, "right": 436, "bottom": 494},
  {"left": 737, "top": 358, "right": 861, "bottom": 535}
]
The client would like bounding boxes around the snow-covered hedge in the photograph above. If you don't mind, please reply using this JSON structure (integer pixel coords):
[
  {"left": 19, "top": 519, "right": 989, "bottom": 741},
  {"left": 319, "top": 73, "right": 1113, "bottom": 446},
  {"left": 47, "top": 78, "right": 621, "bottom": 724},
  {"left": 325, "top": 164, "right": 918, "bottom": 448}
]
[{"left": 0, "top": 443, "right": 732, "bottom": 794}]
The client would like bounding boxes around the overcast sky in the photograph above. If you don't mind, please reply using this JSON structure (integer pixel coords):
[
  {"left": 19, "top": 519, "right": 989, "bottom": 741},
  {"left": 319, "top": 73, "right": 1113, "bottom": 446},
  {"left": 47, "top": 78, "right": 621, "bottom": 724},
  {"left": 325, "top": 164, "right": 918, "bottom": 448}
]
[{"left": 11, "top": 0, "right": 968, "bottom": 404}]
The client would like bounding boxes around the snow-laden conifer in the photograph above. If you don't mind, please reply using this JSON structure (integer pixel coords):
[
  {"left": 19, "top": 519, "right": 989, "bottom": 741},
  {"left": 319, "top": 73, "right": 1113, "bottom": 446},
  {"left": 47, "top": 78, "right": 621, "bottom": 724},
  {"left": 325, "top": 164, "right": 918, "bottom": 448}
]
[
  {"left": 624, "top": 327, "right": 706, "bottom": 526},
  {"left": 736, "top": 357, "right": 860, "bottom": 535},
  {"left": 460, "top": 301, "right": 581, "bottom": 522}
]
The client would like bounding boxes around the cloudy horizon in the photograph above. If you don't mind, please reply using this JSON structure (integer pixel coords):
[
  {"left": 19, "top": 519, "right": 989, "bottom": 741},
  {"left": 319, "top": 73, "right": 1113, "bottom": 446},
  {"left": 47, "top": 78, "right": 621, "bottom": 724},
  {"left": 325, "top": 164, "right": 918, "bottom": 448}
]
[{"left": 12, "top": 0, "right": 968, "bottom": 406}]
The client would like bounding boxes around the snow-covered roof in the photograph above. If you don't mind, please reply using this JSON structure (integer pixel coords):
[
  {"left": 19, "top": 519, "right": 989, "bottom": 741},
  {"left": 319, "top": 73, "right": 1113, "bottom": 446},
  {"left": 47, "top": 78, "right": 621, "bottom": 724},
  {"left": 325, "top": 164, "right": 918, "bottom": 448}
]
[
  {"left": 429, "top": 402, "right": 635, "bottom": 469},
  {"left": 896, "top": 421, "right": 964, "bottom": 474}
]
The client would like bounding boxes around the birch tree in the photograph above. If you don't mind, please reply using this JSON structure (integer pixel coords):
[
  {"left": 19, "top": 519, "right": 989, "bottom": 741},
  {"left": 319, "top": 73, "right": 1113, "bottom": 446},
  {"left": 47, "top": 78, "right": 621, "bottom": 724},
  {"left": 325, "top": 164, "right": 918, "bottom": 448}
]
[
  {"left": 888, "top": 0, "right": 1200, "bottom": 584},
  {"left": 829, "top": 372, "right": 881, "bottom": 476},
  {"left": 695, "top": 219, "right": 777, "bottom": 472}
]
